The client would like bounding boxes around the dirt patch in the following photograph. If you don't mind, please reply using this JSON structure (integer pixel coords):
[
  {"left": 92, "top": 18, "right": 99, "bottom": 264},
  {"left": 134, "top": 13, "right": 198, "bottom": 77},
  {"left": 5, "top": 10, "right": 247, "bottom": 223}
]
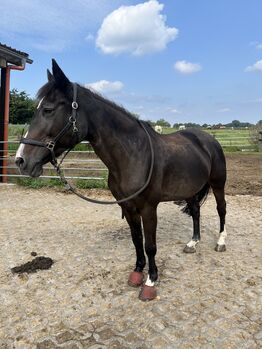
[
  {"left": 0, "top": 185, "right": 261, "bottom": 348},
  {"left": 11, "top": 256, "right": 54, "bottom": 274},
  {"left": 225, "top": 153, "right": 262, "bottom": 196}
]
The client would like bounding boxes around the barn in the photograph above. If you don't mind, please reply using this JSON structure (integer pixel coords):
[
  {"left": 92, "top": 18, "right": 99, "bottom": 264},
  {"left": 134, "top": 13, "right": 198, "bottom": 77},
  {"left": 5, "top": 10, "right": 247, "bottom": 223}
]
[{"left": 0, "top": 43, "right": 32, "bottom": 182}]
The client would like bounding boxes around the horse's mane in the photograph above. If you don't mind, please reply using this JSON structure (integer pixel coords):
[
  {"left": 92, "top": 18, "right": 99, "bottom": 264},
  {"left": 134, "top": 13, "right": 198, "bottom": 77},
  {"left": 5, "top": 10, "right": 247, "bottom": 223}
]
[
  {"left": 36, "top": 80, "right": 154, "bottom": 132},
  {"left": 83, "top": 85, "right": 139, "bottom": 122}
]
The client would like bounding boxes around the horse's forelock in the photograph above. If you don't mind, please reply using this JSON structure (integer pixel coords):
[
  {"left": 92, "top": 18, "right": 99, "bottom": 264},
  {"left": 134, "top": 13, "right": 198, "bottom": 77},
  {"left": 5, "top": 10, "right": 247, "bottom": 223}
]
[{"left": 36, "top": 80, "right": 56, "bottom": 101}]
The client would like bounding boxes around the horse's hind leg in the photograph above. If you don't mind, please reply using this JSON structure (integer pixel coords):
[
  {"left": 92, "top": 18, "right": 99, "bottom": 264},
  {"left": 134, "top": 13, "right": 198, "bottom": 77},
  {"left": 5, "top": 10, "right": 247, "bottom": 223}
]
[
  {"left": 122, "top": 207, "right": 146, "bottom": 287},
  {"left": 139, "top": 204, "right": 158, "bottom": 301},
  {"left": 212, "top": 187, "right": 227, "bottom": 252},
  {"left": 183, "top": 198, "right": 201, "bottom": 253}
]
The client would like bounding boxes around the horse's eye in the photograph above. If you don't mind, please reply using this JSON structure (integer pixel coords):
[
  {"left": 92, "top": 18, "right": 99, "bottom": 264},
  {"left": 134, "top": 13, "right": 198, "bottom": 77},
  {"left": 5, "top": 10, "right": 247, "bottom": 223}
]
[{"left": 43, "top": 106, "right": 54, "bottom": 115}]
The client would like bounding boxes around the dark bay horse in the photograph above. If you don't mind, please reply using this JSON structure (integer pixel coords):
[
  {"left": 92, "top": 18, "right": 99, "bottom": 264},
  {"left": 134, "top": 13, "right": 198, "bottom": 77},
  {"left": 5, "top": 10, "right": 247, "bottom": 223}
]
[{"left": 15, "top": 60, "right": 227, "bottom": 301}]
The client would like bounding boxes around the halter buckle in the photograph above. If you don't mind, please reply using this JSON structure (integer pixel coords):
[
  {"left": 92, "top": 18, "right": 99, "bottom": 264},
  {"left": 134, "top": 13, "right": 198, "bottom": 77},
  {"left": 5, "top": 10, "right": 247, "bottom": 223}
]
[{"left": 46, "top": 140, "right": 55, "bottom": 150}]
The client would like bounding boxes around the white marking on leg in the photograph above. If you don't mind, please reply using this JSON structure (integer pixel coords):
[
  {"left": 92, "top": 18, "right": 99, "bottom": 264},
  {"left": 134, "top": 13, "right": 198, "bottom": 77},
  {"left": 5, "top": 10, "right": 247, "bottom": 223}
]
[
  {"left": 186, "top": 240, "right": 199, "bottom": 248},
  {"left": 145, "top": 275, "right": 155, "bottom": 287},
  {"left": 15, "top": 131, "right": 28, "bottom": 159},
  {"left": 217, "top": 226, "right": 227, "bottom": 246}
]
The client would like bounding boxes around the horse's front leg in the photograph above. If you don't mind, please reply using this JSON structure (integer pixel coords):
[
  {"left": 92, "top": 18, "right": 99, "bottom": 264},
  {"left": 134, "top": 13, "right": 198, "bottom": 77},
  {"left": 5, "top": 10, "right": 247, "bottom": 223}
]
[
  {"left": 122, "top": 206, "right": 146, "bottom": 287},
  {"left": 139, "top": 204, "right": 158, "bottom": 301}
]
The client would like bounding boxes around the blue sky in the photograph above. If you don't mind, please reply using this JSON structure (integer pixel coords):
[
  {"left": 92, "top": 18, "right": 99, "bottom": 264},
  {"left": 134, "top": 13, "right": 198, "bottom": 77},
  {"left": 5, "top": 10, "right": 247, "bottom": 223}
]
[{"left": 1, "top": 0, "right": 262, "bottom": 125}]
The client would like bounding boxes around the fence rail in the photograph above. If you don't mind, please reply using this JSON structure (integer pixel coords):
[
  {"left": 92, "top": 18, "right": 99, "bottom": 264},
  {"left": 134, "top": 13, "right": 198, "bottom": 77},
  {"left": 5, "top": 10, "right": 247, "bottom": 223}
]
[
  {"left": 0, "top": 140, "right": 106, "bottom": 182},
  {"left": 0, "top": 132, "right": 259, "bottom": 182}
]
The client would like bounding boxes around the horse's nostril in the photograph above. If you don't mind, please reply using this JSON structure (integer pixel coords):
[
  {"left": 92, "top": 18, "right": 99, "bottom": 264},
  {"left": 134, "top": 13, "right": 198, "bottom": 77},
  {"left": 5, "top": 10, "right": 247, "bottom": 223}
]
[{"left": 15, "top": 157, "right": 24, "bottom": 168}]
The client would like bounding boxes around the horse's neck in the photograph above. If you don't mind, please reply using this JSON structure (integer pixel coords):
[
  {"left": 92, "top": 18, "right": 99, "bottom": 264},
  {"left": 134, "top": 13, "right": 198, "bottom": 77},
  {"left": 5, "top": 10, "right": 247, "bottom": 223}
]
[{"left": 86, "top": 104, "right": 143, "bottom": 173}]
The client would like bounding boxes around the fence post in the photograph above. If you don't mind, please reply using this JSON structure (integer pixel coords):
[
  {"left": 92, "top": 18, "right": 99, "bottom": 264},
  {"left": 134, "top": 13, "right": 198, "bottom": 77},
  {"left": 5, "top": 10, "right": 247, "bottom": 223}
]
[
  {"left": 0, "top": 67, "right": 7, "bottom": 182},
  {"left": 258, "top": 131, "right": 262, "bottom": 152}
]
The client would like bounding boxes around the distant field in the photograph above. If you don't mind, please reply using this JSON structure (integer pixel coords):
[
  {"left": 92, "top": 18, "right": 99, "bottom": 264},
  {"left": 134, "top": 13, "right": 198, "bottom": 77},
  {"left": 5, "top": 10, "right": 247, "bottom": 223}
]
[
  {"left": 161, "top": 127, "right": 258, "bottom": 152},
  {"left": 8, "top": 124, "right": 259, "bottom": 152},
  {"left": 162, "top": 127, "right": 250, "bottom": 136}
]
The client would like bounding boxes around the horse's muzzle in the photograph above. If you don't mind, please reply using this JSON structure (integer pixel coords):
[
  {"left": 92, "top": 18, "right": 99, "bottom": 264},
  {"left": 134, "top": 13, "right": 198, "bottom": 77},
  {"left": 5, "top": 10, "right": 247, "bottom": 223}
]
[
  {"left": 15, "top": 157, "right": 24, "bottom": 168},
  {"left": 15, "top": 156, "right": 43, "bottom": 178}
]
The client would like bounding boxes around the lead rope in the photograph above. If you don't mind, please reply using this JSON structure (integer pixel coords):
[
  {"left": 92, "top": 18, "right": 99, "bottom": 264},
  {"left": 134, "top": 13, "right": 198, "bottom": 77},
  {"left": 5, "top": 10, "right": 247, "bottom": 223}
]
[{"left": 52, "top": 119, "right": 155, "bottom": 205}]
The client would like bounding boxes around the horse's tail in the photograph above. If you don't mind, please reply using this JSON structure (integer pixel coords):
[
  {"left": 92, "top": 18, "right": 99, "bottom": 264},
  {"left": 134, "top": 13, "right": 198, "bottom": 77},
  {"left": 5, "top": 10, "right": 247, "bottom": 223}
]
[{"left": 177, "top": 182, "right": 210, "bottom": 216}]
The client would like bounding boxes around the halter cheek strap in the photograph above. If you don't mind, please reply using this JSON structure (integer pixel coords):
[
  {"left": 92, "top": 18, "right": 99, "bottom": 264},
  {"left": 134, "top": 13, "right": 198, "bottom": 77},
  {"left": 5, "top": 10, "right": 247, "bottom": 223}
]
[{"left": 20, "top": 83, "right": 79, "bottom": 161}]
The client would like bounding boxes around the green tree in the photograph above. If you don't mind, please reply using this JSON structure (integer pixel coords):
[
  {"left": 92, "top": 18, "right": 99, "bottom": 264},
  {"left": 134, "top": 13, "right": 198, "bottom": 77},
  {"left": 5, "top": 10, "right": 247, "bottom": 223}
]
[
  {"left": 231, "top": 120, "right": 241, "bottom": 128},
  {"left": 156, "top": 118, "right": 171, "bottom": 127},
  {"left": 9, "top": 89, "right": 36, "bottom": 124}
]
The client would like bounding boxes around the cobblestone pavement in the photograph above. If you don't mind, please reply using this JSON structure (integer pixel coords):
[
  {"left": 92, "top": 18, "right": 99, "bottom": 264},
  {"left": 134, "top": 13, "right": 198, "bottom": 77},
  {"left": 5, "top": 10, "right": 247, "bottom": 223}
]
[{"left": 0, "top": 185, "right": 261, "bottom": 349}]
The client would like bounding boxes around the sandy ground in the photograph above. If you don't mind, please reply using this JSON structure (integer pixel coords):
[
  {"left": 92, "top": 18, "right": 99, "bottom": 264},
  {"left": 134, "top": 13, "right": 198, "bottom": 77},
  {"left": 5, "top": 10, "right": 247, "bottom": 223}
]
[
  {"left": 225, "top": 154, "right": 262, "bottom": 196},
  {"left": 0, "top": 184, "right": 261, "bottom": 349}
]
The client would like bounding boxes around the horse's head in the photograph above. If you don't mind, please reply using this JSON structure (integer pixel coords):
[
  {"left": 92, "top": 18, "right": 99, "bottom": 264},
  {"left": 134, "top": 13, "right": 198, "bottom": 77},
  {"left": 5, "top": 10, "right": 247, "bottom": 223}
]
[{"left": 15, "top": 59, "right": 86, "bottom": 177}]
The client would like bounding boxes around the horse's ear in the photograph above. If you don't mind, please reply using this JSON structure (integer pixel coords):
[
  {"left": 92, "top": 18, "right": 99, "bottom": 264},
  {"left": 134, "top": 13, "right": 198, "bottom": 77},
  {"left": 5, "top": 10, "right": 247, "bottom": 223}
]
[
  {"left": 52, "top": 59, "right": 70, "bottom": 90},
  {"left": 47, "top": 69, "right": 54, "bottom": 82}
]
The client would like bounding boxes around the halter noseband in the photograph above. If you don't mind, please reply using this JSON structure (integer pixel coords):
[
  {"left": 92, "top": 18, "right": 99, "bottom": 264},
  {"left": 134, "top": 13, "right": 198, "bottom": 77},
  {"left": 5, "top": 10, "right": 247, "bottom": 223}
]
[{"left": 20, "top": 83, "right": 79, "bottom": 164}]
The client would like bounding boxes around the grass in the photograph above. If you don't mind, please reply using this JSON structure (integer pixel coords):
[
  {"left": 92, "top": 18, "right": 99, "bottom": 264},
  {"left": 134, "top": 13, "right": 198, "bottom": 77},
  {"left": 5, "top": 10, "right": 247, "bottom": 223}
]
[
  {"left": 13, "top": 167, "right": 109, "bottom": 190},
  {"left": 15, "top": 177, "right": 64, "bottom": 189},
  {"left": 14, "top": 176, "right": 108, "bottom": 190},
  {"left": 161, "top": 127, "right": 258, "bottom": 152},
  {"left": 201, "top": 129, "right": 257, "bottom": 152},
  {"left": 73, "top": 143, "right": 93, "bottom": 151},
  {"left": 76, "top": 177, "right": 108, "bottom": 189}
]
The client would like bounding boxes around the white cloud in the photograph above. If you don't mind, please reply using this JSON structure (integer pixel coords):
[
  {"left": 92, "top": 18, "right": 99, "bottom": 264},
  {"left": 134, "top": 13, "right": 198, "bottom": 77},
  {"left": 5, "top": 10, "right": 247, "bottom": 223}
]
[
  {"left": 217, "top": 108, "right": 231, "bottom": 113},
  {"left": 170, "top": 109, "right": 181, "bottom": 114},
  {"left": 96, "top": 0, "right": 178, "bottom": 55},
  {"left": 86, "top": 80, "right": 124, "bottom": 94},
  {"left": 245, "top": 59, "right": 262, "bottom": 72},
  {"left": 166, "top": 107, "right": 181, "bottom": 114},
  {"left": 174, "top": 60, "right": 202, "bottom": 74}
]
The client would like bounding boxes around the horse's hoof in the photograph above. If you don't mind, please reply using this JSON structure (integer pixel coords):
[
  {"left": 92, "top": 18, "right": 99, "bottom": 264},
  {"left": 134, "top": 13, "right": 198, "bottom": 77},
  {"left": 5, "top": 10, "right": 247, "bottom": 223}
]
[
  {"left": 215, "top": 244, "right": 226, "bottom": 252},
  {"left": 139, "top": 285, "right": 157, "bottom": 301},
  {"left": 183, "top": 245, "right": 196, "bottom": 253},
  {"left": 128, "top": 271, "right": 144, "bottom": 287}
]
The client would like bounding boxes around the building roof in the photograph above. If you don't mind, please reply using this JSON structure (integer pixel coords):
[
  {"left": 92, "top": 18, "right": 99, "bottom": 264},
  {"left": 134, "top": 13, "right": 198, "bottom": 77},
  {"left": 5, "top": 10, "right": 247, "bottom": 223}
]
[{"left": 0, "top": 43, "right": 33, "bottom": 66}]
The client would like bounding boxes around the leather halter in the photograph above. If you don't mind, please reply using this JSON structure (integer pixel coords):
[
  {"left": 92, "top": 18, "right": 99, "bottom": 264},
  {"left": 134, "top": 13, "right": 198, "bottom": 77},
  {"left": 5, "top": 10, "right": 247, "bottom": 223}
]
[
  {"left": 19, "top": 83, "right": 155, "bottom": 205},
  {"left": 20, "top": 83, "right": 79, "bottom": 165}
]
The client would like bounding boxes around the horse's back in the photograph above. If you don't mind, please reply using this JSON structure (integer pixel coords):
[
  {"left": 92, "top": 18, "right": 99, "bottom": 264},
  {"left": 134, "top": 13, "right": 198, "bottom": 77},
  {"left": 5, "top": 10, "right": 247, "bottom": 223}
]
[
  {"left": 160, "top": 128, "right": 224, "bottom": 161},
  {"left": 162, "top": 128, "right": 217, "bottom": 147}
]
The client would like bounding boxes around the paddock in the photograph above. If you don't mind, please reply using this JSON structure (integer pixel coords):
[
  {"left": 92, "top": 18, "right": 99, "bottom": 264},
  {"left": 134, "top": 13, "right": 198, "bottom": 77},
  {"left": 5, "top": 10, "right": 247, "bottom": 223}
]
[{"left": 0, "top": 155, "right": 261, "bottom": 349}]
